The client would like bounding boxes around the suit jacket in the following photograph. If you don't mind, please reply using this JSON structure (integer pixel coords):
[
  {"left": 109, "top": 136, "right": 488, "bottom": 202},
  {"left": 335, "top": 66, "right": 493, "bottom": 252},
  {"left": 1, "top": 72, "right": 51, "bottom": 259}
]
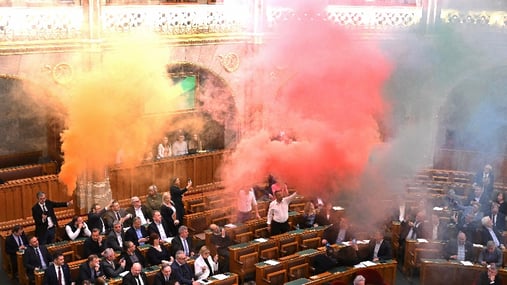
[
  {"left": 106, "top": 230, "right": 126, "bottom": 252},
  {"left": 23, "top": 246, "right": 52, "bottom": 278},
  {"left": 399, "top": 220, "right": 426, "bottom": 241},
  {"left": 322, "top": 226, "right": 355, "bottom": 245},
  {"left": 87, "top": 208, "right": 107, "bottom": 234},
  {"left": 5, "top": 233, "right": 28, "bottom": 255},
  {"left": 160, "top": 204, "right": 178, "bottom": 237},
  {"left": 490, "top": 212, "right": 506, "bottom": 232},
  {"left": 77, "top": 262, "right": 104, "bottom": 285},
  {"left": 122, "top": 272, "right": 148, "bottom": 285},
  {"left": 477, "top": 271, "right": 502, "bottom": 285},
  {"left": 43, "top": 263, "right": 71, "bottom": 285},
  {"left": 478, "top": 247, "right": 503, "bottom": 267},
  {"left": 480, "top": 226, "right": 504, "bottom": 246},
  {"left": 171, "top": 261, "right": 194, "bottom": 285},
  {"left": 147, "top": 245, "right": 171, "bottom": 266},
  {"left": 101, "top": 258, "right": 125, "bottom": 278},
  {"left": 83, "top": 237, "right": 106, "bottom": 257},
  {"left": 120, "top": 250, "right": 147, "bottom": 271},
  {"left": 153, "top": 271, "right": 176, "bottom": 285},
  {"left": 443, "top": 239, "right": 474, "bottom": 261},
  {"left": 125, "top": 226, "right": 149, "bottom": 246},
  {"left": 148, "top": 221, "right": 173, "bottom": 239},
  {"left": 126, "top": 205, "right": 152, "bottom": 227},
  {"left": 315, "top": 210, "right": 338, "bottom": 226},
  {"left": 170, "top": 185, "right": 188, "bottom": 222},
  {"left": 103, "top": 208, "right": 130, "bottom": 231},
  {"left": 171, "top": 235, "right": 194, "bottom": 257},
  {"left": 423, "top": 221, "right": 449, "bottom": 241},
  {"left": 32, "top": 200, "right": 68, "bottom": 238},
  {"left": 368, "top": 239, "right": 392, "bottom": 261}
]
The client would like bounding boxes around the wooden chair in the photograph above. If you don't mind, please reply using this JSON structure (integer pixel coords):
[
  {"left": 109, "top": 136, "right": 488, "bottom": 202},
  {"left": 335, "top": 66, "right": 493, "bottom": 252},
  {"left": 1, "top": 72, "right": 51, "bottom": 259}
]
[
  {"left": 264, "top": 269, "right": 287, "bottom": 285},
  {"left": 289, "top": 262, "right": 310, "bottom": 281},
  {"left": 355, "top": 268, "right": 386, "bottom": 285},
  {"left": 280, "top": 241, "right": 298, "bottom": 256},
  {"left": 260, "top": 246, "right": 279, "bottom": 261},
  {"left": 236, "top": 251, "right": 258, "bottom": 284},
  {"left": 234, "top": 231, "right": 253, "bottom": 244},
  {"left": 300, "top": 237, "right": 321, "bottom": 250},
  {"left": 254, "top": 227, "right": 270, "bottom": 239}
]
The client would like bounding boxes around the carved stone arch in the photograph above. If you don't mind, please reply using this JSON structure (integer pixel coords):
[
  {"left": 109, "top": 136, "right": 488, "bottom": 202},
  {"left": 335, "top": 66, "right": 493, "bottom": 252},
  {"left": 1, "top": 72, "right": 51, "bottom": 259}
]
[{"left": 166, "top": 61, "right": 238, "bottom": 150}]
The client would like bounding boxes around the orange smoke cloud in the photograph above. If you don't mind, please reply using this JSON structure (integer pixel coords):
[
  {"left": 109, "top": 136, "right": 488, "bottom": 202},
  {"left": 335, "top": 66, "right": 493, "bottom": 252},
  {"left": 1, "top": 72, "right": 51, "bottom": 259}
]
[{"left": 59, "top": 37, "right": 182, "bottom": 194}]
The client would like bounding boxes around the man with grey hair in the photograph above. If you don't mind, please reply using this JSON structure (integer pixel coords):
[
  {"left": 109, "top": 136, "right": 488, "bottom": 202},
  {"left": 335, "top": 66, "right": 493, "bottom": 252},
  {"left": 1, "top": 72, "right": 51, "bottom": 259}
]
[
  {"left": 101, "top": 247, "right": 126, "bottom": 278},
  {"left": 353, "top": 275, "right": 365, "bottom": 285},
  {"left": 171, "top": 226, "right": 194, "bottom": 257},
  {"left": 478, "top": 240, "right": 503, "bottom": 267},
  {"left": 127, "top": 196, "right": 152, "bottom": 226},
  {"left": 480, "top": 216, "right": 504, "bottom": 248}
]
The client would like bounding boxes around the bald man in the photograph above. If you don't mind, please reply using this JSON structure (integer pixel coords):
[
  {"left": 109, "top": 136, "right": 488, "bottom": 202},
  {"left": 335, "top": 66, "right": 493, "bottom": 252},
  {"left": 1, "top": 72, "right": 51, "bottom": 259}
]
[{"left": 122, "top": 262, "right": 148, "bottom": 285}]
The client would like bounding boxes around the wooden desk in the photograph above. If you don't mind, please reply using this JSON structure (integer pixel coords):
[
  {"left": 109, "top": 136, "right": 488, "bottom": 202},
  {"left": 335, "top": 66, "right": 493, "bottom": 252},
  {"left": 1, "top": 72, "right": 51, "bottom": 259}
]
[
  {"left": 420, "top": 259, "right": 490, "bottom": 285},
  {"left": 305, "top": 260, "right": 397, "bottom": 285},
  {"left": 255, "top": 249, "right": 323, "bottom": 285},
  {"left": 403, "top": 240, "right": 444, "bottom": 274}
]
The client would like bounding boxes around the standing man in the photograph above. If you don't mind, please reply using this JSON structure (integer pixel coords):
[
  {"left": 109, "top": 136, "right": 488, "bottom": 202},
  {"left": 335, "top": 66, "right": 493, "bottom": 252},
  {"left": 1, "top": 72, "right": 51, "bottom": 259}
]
[
  {"left": 32, "top": 191, "right": 73, "bottom": 245},
  {"left": 237, "top": 187, "right": 261, "bottom": 223},
  {"left": 171, "top": 226, "right": 194, "bottom": 258},
  {"left": 146, "top": 185, "right": 163, "bottom": 213},
  {"left": 267, "top": 190, "right": 297, "bottom": 235},
  {"left": 43, "top": 252, "right": 71, "bottom": 285},
  {"left": 170, "top": 177, "right": 192, "bottom": 224}
]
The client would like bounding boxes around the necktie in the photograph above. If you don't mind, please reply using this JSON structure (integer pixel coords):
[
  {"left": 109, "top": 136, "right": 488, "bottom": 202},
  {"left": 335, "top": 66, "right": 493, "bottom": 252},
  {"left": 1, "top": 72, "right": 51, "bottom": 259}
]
[
  {"left": 36, "top": 247, "right": 47, "bottom": 269},
  {"left": 183, "top": 238, "right": 189, "bottom": 256},
  {"left": 16, "top": 235, "right": 22, "bottom": 247},
  {"left": 57, "top": 266, "right": 63, "bottom": 285},
  {"left": 42, "top": 204, "right": 48, "bottom": 212},
  {"left": 116, "top": 212, "right": 121, "bottom": 221}
]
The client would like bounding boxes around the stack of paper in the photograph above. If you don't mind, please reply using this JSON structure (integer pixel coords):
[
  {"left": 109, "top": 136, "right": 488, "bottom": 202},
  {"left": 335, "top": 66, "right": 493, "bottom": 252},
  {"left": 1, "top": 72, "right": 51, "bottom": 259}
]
[{"left": 265, "top": 260, "right": 280, "bottom": 266}]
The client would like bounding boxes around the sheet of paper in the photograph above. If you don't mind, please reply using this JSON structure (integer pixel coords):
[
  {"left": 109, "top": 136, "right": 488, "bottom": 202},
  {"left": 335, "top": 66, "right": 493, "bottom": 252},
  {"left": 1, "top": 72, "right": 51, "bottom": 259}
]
[{"left": 264, "top": 259, "right": 280, "bottom": 265}]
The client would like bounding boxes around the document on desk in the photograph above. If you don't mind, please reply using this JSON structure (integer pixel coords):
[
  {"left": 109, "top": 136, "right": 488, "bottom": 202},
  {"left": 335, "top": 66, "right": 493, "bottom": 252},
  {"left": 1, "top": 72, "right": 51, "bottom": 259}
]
[
  {"left": 360, "top": 261, "right": 377, "bottom": 267},
  {"left": 224, "top": 224, "right": 237, "bottom": 228},
  {"left": 461, "top": 261, "right": 474, "bottom": 266},
  {"left": 119, "top": 271, "right": 129, "bottom": 277},
  {"left": 264, "top": 259, "right": 280, "bottom": 266},
  {"left": 212, "top": 274, "right": 228, "bottom": 280},
  {"left": 417, "top": 239, "right": 428, "bottom": 243},
  {"left": 255, "top": 238, "right": 268, "bottom": 242}
]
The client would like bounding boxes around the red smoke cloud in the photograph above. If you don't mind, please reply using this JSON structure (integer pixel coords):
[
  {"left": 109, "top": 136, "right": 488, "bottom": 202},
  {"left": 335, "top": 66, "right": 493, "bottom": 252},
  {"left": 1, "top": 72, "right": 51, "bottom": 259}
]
[{"left": 222, "top": 3, "right": 392, "bottom": 197}]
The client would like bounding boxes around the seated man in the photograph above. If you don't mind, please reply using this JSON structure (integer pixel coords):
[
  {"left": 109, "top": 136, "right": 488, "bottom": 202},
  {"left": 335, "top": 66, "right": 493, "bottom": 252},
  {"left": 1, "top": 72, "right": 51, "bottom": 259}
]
[
  {"left": 209, "top": 224, "right": 233, "bottom": 272},
  {"left": 368, "top": 229, "right": 392, "bottom": 262},
  {"left": 120, "top": 241, "right": 147, "bottom": 272},
  {"left": 125, "top": 217, "right": 150, "bottom": 246},
  {"left": 444, "top": 231, "right": 474, "bottom": 262},
  {"left": 478, "top": 240, "right": 503, "bottom": 267},
  {"left": 126, "top": 196, "right": 152, "bottom": 227},
  {"left": 148, "top": 210, "right": 173, "bottom": 242},
  {"left": 477, "top": 263, "right": 502, "bottom": 285},
  {"left": 77, "top": 254, "right": 105, "bottom": 285},
  {"left": 171, "top": 226, "right": 194, "bottom": 258},
  {"left": 65, "top": 216, "right": 91, "bottom": 241},
  {"left": 5, "top": 225, "right": 28, "bottom": 277},
  {"left": 101, "top": 248, "right": 126, "bottom": 278},
  {"left": 83, "top": 228, "right": 106, "bottom": 257},
  {"left": 106, "top": 221, "right": 126, "bottom": 252},
  {"left": 23, "top": 236, "right": 51, "bottom": 283},
  {"left": 103, "top": 200, "right": 132, "bottom": 232},
  {"left": 153, "top": 263, "right": 176, "bottom": 285},
  {"left": 122, "top": 262, "right": 148, "bottom": 285},
  {"left": 171, "top": 250, "right": 199, "bottom": 285},
  {"left": 44, "top": 252, "right": 71, "bottom": 285}
]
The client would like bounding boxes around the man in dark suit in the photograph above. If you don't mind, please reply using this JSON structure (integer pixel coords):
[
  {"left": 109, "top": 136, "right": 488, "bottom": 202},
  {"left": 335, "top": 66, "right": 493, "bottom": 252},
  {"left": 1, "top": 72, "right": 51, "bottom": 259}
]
[
  {"left": 83, "top": 228, "right": 106, "bottom": 258},
  {"left": 323, "top": 217, "right": 355, "bottom": 245},
  {"left": 31, "top": 191, "right": 72, "bottom": 245},
  {"left": 122, "top": 262, "right": 148, "bottom": 285},
  {"left": 5, "top": 224, "right": 28, "bottom": 277},
  {"left": 171, "top": 226, "right": 194, "bottom": 258},
  {"left": 88, "top": 202, "right": 110, "bottom": 235},
  {"left": 424, "top": 213, "right": 449, "bottom": 241},
  {"left": 368, "top": 229, "right": 392, "bottom": 262},
  {"left": 480, "top": 216, "right": 504, "bottom": 247},
  {"left": 171, "top": 250, "right": 199, "bottom": 285},
  {"left": 153, "top": 263, "right": 175, "bottom": 285},
  {"left": 489, "top": 203, "right": 506, "bottom": 232},
  {"left": 120, "top": 241, "right": 147, "bottom": 271},
  {"left": 126, "top": 196, "right": 152, "bottom": 228},
  {"left": 103, "top": 200, "right": 131, "bottom": 232},
  {"left": 125, "top": 217, "right": 150, "bottom": 246},
  {"left": 77, "top": 254, "right": 105, "bottom": 285},
  {"left": 315, "top": 202, "right": 338, "bottom": 226},
  {"left": 43, "top": 252, "right": 71, "bottom": 285},
  {"left": 101, "top": 248, "right": 126, "bottom": 278},
  {"left": 148, "top": 210, "right": 173, "bottom": 241},
  {"left": 23, "top": 236, "right": 52, "bottom": 283},
  {"left": 106, "top": 221, "right": 126, "bottom": 251},
  {"left": 475, "top": 164, "right": 495, "bottom": 197},
  {"left": 444, "top": 231, "right": 474, "bottom": 262}
]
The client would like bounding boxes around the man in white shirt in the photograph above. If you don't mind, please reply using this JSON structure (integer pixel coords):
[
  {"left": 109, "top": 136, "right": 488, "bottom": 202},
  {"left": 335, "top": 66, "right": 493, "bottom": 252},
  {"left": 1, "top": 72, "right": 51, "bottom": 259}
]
[
  {"left": 237, "top": 187, "right": 261, "bottom": 223},
  {"left": 267, "top": 190, "right": 297, "bottom": 235},
  {"left": 127, "top": 196, "right": 151, "bottom": 226}
]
